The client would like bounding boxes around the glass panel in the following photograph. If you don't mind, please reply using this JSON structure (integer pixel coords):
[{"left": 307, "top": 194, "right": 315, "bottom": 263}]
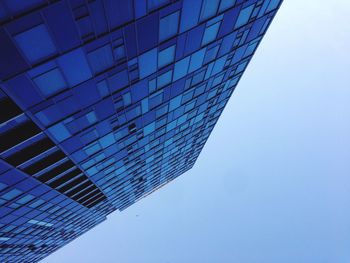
[
  {"left": 158, "top": 45, "right": 175, "bottom": 68},
  {"left": 189, "top": 48, "right": 206, "bottom": 73},
  {"left": 33, "top": 68, "right": 67, "bottom": 97},
  {"left": 266, "top": 0, "right": 281, "bottom": 12},
  {"left": 173, "top": 56, "right": 190, "bottom": 81},
  {"left": 202, "top": 22, "right": 221, "bottom": 46},
  {"left": 58, "top": 48, "right": 92, "bottom": 86},
  {"left": 157, "top": 70, "right": 172, "bottom": 88},
  {"left": 159, "top": 11, "right": 179, "bottom": 42},
  {"left": 143, "top": 122, "right": 155, "bottom": 136},
  {"left": 138, "top": 48, "right": 157, "bottom": 78},
  {"left": 234, "top": 4, "right": 255, "bottom": 29},
  {"left": 14, "top": 24, "right": 57, "bottom": 63},
  {"left": 97, "top": 80, "right": 109, "bottom": 98},
  {"left": 147, "top": 0, "right": 170, "bottom": 11},
  {"left": 87, "top": 45, "right": 114, "bottom": 74},
  {"left": 5, "top": 0, "right": 43, "bottom": 13},
  {"left": 2, "top": 189, "right": 22, "bottom": 200},
  {"left": 48, "top": 122, "right": 71, "bottom": 142},
  {"left": 219, "top": 0, "right": 236, "bottom": 12},
  {"left": 180, "top": 0, "right": 202, "bottom": 33},
  {"left": 200, "top": 0, "right": 220, "bottom": 21}
]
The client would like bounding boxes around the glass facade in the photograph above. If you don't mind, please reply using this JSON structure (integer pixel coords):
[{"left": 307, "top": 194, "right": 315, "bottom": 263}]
[{"left": 0, "top": 0, "right": 282, "bottom": 262}]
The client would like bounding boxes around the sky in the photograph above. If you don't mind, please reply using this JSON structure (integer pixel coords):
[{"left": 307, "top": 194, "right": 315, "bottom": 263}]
[{"left": 42, "top": 1, "right": 350, "bottom": 262}]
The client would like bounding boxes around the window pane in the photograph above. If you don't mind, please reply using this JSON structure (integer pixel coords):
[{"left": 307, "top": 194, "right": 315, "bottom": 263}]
[
  {"left": 189, "top": 48, "right": 206, "bottom": 73},
  {"left": 33, "top": 68, "right": 67, "bottom": 97},
  {"left": 143, "top": 122, "right": 155, "bottom": 136},
  {"left": 180, "top": 0, "right": 202, "bottom": 33},
  {"left": 97, "top": 80, "right": 109, "bottom": 98},
  {"left": 2, "top": 189, "right": 22, "bottom": 200},
  {"left": 48, "top": 122, "right": 71, "bottom": 142},
  {"left": 200, "top": 0, "right": 220, "bottom": 21},
  {"left": 219, "top": 0, "right": 236, "bottom": 12},
  {"left": 158, "top": 45, "right": 175, "bottom": 68},
  {"left": 14, "top": 24, "right": 57, "bottom": 63},
  {"left": 147, "top": 0, "right": 169, "bottom": 11},
  {"left": 159, "top": 12, "right": 179, "bottom": 42},
  {"left": 266, "top": 0, "right": 281, "bottom": 12},
  {"left": 234, "top": 4, "right": 255, "bottom": 29},
  {"left": 173, "top": 56, "right": 190, "bottom": 81},
  {"left": 202, "top": 22, "right": 221, "bottom": 46},
  {"left": 87, "top": 45, "right": 114, "bottom": 74},
  {"left": 58, "top": 48, "right": 92, "bottom": 86},
  {"left": 0, "top": 182, "right": 7, "bottom": 192},
  {"left": 138, "top": 48, "right": 157, "bottom": 78},
  {"left": 157, "top": 70, "right": 172, "bottom": 88},
  {"left": 5, "top": 0, "right": 43, "bottom": 13}
]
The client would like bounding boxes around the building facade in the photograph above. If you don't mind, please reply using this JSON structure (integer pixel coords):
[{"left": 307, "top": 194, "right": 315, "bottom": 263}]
[{"left": 0, "top": 0, "right": 282, "bottom": 262}]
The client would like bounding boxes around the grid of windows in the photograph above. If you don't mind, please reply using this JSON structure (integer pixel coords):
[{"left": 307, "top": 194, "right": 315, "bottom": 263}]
[{"left": 0, "top": 0, "right": 282, "bottom": 262}]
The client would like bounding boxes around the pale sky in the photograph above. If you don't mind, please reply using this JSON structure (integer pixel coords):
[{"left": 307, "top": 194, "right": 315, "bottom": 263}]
[{"left": 43, "top": 1, "right": 350, "bottom": 262}]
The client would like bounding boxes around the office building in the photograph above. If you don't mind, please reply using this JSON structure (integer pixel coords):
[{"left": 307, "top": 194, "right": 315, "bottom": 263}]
[{"left": 0, "top": 0, "right": 282, "bottom": 262}]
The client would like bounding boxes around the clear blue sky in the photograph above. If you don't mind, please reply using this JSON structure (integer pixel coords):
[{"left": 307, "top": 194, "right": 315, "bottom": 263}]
[{"left": 43, "top": 1, "right": 350, "bottom": 262}]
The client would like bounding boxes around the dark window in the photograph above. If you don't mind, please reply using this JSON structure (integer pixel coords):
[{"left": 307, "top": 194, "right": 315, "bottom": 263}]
[
  {"left": 23, "top": 150, "right": 65, "bottom": 175},
  {"left": 37, "top": 160, "right": 75, "bottom": 183},
  {"left": 0, "top": 121, "right": 41, "bottom": 153},
  {"left": 5, "top": 137, "right": 55, "bottom": 166},
  {"left": 0, "top": 97, "right": 22, "bottom": 123}
]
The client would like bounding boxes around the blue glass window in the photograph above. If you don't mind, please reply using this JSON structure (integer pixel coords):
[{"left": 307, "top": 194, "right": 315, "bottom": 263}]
[
  {"left": 87, "top": 45, "right": 114, "bottom": 74},
  {"left": 2, "top": 189, "right": 22, "bottom": 200},
  {"left": 157, "top": 70, "right": 172, "bottom": 88},
  {"left": 114, "top": 45, "right": 125, "bottom": 60},
  {"left": 169, "top": 95, "right": 182, "bottom": 111},
  {"left": 200, "top": 0, "right": 220, "bottom": 21},
  {"left": 204, "top": 45, "right": 220, "bottom": 64},
  {"left": 149, "top": 92, "right": 163, "bottom": 109},
  {"left": 84, "top": 142, "right": 101, "bottom": 155},
  {"left": 139, "top": 48, "right": 157, "bottom": 78},
  {"left": 123, "top": 92, "right": 132, "bottom": 106},
  {"left": 180, "top": 0, "right": 202, "bottom": 33},
  {"left": 135, "top": 0, "right": 147, "bottom": 18},
  {"left": 244, "top": 41, "right": 259, "bottom": 57},
  {"left": 202, "top": 22, "right": 221, "bottom": 46},
  {"left": 108, "top": 70, "right": 129, "bottom": 93},
  {"left": 159, "top": 11, "right": 179, "bottom": 42},
  {"left": 192, "top": 70, "right": 206, "bottom": 86},
  {"left": 28, "top": 219, "right": 53, "bottom": 227},
  {"left": 17, "top": 194, "right": 35, "bottom": 204},
  {"left": 144, "top": 122, "right": 155, "bottom": 136},
  {"left": 5, "top": 0, "right": 43, "bottom": 13},
  {"left": 266, "top": 0, "right": 281, "bottom": 13},
  {"left": 126, "top": 106, "right": 141, "bottom": 120},
  {"left": 86, "top": 112, "right": 97, "bottom": 124},
  {"left": 14, "top": 24, "right": 57, "bottom": 63},
  {"left": 235, "top": 4, "right": 255, "bottom": 29},
  {"left": 141, "top": 98, "right": 149, "bottom": 113},
  {"left": 236, "top": 60, "right": 248, "bottom": 73},
  {"left": 156, "top": 105, "right": 168, "bottom": 117},
  {"left": 189, "top": 49, "right": 206, "bottom": 73},
  {"left": 173, "top": 56, "right": 190, "bottom": 81},
  {"left": 149, "top": 78, "right": 157, "bottom": 93},
  {"left": 158, "top": 45, "right": 175, "bottom": 68},
  {"left": 48, "top": 123, "right": 71, "bottom": 142},
  {"left": 97, "top": 80, "right": 109, "bottom": 98},
  {"left": 0, "top": 182, "right": 7, "bottom": 192},
  {"left": 58, "top": 48, "right": 92, "bottom": 86},
  {"left": 33, "top": 68, "right": 67, "bottom": 97},
  {"left": 212, "top": 55, "right": 227, "bottom": 75},
  {"left": 148, "top": 0, "right": 170, "bottom": 11},
  {"left": 219, "top": 0, "right": 236, "bottom": 12},
  {"left": 99, "top": 133, "right": 115, "bottom": 148}
]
